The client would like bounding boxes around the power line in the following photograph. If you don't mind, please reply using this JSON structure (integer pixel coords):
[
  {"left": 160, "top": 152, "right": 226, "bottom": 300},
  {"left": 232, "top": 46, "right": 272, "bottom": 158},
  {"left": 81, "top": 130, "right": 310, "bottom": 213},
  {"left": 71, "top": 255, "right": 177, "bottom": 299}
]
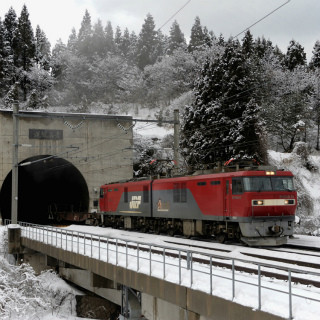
[
  {"left": 158, "top": 0, "right": 193, "bottom": 31},
  {"left": 233, "top": 0, "right": 291, "bottom": 39}
]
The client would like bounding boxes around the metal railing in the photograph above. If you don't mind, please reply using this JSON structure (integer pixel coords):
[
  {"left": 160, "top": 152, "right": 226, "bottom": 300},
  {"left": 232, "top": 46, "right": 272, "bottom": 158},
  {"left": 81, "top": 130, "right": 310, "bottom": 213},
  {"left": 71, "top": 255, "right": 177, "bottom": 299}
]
[{"left": 5, "top": 220, "right": 320, "bottom": 320}]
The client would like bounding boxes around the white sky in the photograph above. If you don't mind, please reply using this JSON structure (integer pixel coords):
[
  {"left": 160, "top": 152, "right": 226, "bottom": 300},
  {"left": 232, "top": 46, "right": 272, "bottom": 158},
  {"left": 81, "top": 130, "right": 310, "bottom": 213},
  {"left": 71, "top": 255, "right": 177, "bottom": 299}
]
[{"left": 0, "top": 0, "right": 319, "bottom": 59}]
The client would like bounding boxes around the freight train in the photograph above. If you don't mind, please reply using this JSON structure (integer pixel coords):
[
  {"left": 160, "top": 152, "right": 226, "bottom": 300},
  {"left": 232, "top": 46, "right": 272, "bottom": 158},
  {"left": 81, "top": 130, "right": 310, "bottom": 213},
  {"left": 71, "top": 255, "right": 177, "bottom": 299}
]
[{"left": 99, "top": 167, "right": 297, "bottom": 246}]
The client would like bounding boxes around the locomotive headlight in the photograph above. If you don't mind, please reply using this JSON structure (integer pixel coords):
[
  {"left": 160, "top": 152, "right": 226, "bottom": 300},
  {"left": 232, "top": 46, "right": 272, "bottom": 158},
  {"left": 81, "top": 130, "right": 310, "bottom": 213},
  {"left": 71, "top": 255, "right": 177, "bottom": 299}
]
[
  {"left": 253, "top": 200, "right": 264, "bottom": 205},
  {"left": 284, "top": 199, "right": 295, "bottom": 205},
  {"left": 266, "top": 171, "right": 275, "bottom": 175}
]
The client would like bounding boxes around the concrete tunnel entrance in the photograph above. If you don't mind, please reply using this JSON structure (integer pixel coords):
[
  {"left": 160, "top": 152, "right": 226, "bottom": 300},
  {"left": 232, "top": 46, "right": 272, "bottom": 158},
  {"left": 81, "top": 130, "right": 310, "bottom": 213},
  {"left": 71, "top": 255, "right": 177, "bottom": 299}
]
[{"left": 0, "top": 155, "right": 89, "bottom": 224}]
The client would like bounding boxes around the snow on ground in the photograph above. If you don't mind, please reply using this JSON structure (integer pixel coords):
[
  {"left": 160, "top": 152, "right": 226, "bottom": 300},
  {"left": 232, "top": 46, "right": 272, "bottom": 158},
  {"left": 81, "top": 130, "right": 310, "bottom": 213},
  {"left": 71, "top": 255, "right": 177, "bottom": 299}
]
[
  {"left": 45, "top": 224, "right": 320, "bottom": 320},
  {"left": 268, "top": 144, "right": 320, "bottom": 235},
  {"left": 0, "top": 226, "right": 91, "bottom": 320}
]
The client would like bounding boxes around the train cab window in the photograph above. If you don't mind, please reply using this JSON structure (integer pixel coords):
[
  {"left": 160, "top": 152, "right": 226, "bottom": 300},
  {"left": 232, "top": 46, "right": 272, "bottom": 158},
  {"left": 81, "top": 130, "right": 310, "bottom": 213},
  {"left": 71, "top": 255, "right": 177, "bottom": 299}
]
[
  {"left": 211, "top": 181, "right": 220, "bottom": 185},
  {"left": 243, "top": 177, "right": 272, "bottom": 192},
  {"left": 232, "top": 178, "right": 244, "bottom": 194},
  {"left": 271, "top": 177, "right": 295, "bottom": 191},
  {"left": 124, "top": 187, "right": 128, "bottom": 203},
  {"left": 173, "top": 183, "right": 187, "bottom": 203},
  {"left": 143, "top": 185, "right": 149, "bottom": 203},
  {"left": 99, "top": 188, "right": 105, "bottom": 198}
]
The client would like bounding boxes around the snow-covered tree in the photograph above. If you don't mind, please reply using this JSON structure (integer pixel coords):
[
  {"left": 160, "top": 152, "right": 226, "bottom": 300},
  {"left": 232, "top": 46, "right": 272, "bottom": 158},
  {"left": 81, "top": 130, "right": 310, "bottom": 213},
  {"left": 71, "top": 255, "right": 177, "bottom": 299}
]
[
  {"left": 35, "top": 25, "right": 51, "bottom": 70},
  {"left": 181, "top": 39, "right": 266, "bottom": 170},
  {"left": 167, "top": 20, "right": 186, "bottom": 54},
  {"left": 92, "top": 19, "right": 106, "bottom": 58},
  {"left": 310, "top": 40, "right": 320, "bottom": 70},
  {"left": 119, "top": 27, "right": 131, "bottom": 58},
  {"left": 67, "top": 27, "right": 77, "bottom": 53},
  {"left": 0, "top": 18, "right": 6, "bottom": 96},
  {"left": 242, "top": 30, "right": 255, "bottom": 57},
  {"left": 77, "top": 9, "right": 92, "bottom": 58},
  {"left": 284, "top": 39, "right": 306, "bottom": 71},
  {"left": 136, "top": 13, "right": 158, "bottom": 69},
  {"left": 144, "top": 48, "right": 197, "bottom": 103},
  {"left": 114, "top": 25, "right": 122, "bottom": 54},
  {"left": 261, "top": 65, "right": 313, "bottom": 151},
  {"left": 105, "top": 21, "right": 115, "bottom": 53},
  {"left": 16, "top": 4, "right": 36, "bottom": 100}
]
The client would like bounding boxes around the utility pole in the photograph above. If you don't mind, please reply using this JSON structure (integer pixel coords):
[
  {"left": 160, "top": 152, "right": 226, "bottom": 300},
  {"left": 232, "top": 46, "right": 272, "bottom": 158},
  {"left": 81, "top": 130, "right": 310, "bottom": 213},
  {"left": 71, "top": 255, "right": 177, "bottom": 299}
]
[
  {"left": 173, "top": 109, "right": 180, "bottom": 171},
  {"left": 11, "top": 100, "right": 19, "bottom": 224}
]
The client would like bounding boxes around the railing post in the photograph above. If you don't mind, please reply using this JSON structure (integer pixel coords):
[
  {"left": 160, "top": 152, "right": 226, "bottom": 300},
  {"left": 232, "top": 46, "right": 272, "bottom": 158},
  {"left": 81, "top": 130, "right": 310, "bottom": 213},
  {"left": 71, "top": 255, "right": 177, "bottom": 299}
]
[
  {"left": 116, "top": 239, "right": 118, "bottom": 265},
  {"left": 137, "top": 243, "right": 140, "bottom": 271},
  {"left": 98, "top": 236, "right": 101, "bottom": 260},
  {"left": 149, "top": 245, "right": 152, "bottom": 276},
  {"left": 91, "top": 235, "right": 93, "bottom": 258},
  {"left": 258, "top": 264, "right": 261, "bottom": 310},
  {"left": 289, "top": 270, "right": 293, "bottom": 319},
  {"left": 126, "top": 241, "right": 128, "bottom": 268},
  {"left": 107, "top": 238, "right": 109, "bottom": 263},
  {"left": 179, "top": 251, "right": 181, "bottom": 285},
  {"left": 190, "top": 252, "right": 193, "bottom": 286},
  {"left": 232, "top": 259, "right": 235, "bottom": 300},
  {"left": 163, "top": 248, "right": 166, "bottom": 279},
  {"left": 210, "top": 256, "right": 213, "bottom": 295},
  {"left": 187, "top": 251, "right": 191, "bottom": 270}
]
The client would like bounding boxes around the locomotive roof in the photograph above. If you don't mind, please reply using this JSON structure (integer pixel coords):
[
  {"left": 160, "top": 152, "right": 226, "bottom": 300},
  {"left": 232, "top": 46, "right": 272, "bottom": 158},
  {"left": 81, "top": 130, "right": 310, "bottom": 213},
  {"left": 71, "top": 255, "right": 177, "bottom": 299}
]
[{"left": 102, "top": 169, "right": 294, "bottom": 186}]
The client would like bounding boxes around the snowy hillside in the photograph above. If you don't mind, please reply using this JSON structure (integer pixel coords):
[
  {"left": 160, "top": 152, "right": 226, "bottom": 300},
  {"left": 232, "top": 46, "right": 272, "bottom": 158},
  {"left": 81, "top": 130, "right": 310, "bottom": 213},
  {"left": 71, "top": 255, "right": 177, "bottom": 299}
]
[{"left": 268, "top": 143, "right": 320, "bottom": 235}]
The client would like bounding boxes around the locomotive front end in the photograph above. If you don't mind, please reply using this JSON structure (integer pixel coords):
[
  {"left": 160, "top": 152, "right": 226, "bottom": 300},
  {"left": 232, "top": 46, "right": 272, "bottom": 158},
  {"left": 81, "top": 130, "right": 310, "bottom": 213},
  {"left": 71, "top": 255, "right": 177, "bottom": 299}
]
[{"left": 237, "top": 170, "right": 297, "bottom": 246}]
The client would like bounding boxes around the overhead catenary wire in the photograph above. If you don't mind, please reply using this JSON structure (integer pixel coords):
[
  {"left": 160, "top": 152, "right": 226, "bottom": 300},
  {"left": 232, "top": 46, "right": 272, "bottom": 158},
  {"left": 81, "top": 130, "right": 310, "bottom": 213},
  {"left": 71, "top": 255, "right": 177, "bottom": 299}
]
[
  {"left": 232, "top": 0, "right": 291, "bottom": 39},
  {"left": 158, "top": 0, "right": 193, "bottom": 31}
]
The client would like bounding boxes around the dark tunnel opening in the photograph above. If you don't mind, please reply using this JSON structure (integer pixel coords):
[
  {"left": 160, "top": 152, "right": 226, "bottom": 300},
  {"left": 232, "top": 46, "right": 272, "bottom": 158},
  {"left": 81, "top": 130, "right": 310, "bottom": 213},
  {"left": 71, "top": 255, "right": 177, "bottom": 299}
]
[{"left": 0, "top": 155, "right": 89, "bottom": 225}]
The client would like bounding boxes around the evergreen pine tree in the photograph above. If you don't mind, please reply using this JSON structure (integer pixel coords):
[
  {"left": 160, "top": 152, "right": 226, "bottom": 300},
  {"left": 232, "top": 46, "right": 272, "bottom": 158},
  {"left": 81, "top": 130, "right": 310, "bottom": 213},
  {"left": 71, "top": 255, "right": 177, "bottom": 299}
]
[
  {"left": 284, "top": 39, "right": 306, "bottom": 70},
  {"left": 51, "top": 40, "right": 68, "bottom": 90},
  {"left": 136, "top": 13, "right": 157, "bottom": 69},
  {"left": 188, "top": 16, "right": 206, "bottom": 52},
  {"left": 167, "top": 20, "right": 186, "bottom": 54},
  {"left": 77, "top": 9, "right": 92, "bottom": 57},
  {"left": 128, "top": 31, "right": 138, "bottom": 63},
  {"left": 17, "top": 4, "right": 36, "bottom": 100},
  {"left": 17, "top": 4, "right": 35, "bottom": 70},
  {"left": 310, "top": 40, "right": 320, "bottom": 69},
  {"left": 181, "top": 39, "right": 265, "bottom": 170},
  {"left": 92, "top": 19, "right": 106, "bottom": 57},
  {"left": 120, "top": 28, "right": 131, "bottom": 58},
  {"left": 67, "top": 28, "right": 78, "bottom": 53},
  {"left": 35, "top": 25, "right": 51, "bottom": 70},
  {"left": 242, "top": 30, "right": 254, "bottom": 57},
  {"left": 105, "top": 21, "right": 115, "bottom": 53},
  {"left": 4, "top": 7, "right": 19, "bottom": 63},
  {"left": 202, "top": 26, "right": 213, "bottom": 48},
  {"left": 0, "top": 18, "right": 5, "bottom": 96},
  {"left": 114, "top": 26, "right": 122, "bottom": 55},
  {"left": 3, "top": 6, "right": 18, "bottom": 90}
]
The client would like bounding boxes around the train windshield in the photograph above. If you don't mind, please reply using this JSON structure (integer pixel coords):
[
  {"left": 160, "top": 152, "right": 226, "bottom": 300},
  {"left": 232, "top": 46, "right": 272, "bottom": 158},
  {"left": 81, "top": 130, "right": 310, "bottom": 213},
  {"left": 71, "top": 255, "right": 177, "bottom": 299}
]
[{"left": 242, "top": 176, "right": 295, "bottom": 192}]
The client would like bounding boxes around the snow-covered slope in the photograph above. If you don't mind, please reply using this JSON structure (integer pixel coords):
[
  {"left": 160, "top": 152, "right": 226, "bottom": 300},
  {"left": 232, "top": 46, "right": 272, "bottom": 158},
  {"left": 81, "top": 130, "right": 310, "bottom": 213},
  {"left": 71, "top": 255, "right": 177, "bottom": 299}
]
[{"left": 268, "top": 143, "right": 320, "bottom": 235}]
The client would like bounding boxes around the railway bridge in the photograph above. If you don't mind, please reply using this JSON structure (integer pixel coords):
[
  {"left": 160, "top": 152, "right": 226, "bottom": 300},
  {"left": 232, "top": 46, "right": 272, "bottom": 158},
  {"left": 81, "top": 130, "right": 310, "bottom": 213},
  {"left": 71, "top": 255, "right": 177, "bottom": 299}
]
[
  {"left": 0, "top": 109, "right": 133, "bottom": 224},
  {"left": 6, "top": 222, "right": 291, "bottom": 320}
]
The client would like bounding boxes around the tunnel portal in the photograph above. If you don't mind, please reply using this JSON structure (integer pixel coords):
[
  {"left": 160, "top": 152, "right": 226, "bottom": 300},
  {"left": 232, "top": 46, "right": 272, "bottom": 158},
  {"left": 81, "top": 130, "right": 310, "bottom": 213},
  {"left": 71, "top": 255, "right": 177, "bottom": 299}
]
[{"left": 0, "top": 155, "right": 89, "bottom": 224}]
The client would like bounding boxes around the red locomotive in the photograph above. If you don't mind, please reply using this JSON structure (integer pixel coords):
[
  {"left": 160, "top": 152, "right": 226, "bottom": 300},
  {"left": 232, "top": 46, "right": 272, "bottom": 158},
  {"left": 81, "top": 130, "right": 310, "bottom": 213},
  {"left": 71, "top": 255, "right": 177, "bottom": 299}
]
[{"left": 99, "top": 168, "right": 297, "bottom": 246}]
